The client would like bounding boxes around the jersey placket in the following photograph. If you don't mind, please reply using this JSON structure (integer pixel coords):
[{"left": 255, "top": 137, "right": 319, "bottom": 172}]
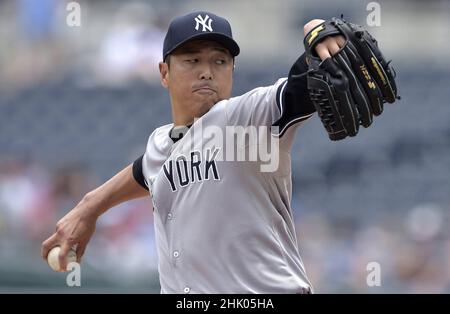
[{"left": 166, "top": 202, "right": 192, "bottom": 293}]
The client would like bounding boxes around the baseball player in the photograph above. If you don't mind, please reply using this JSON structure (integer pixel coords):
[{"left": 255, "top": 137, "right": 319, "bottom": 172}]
[{"left": 41, "top": 11, "right": 397, "bottom": 293}]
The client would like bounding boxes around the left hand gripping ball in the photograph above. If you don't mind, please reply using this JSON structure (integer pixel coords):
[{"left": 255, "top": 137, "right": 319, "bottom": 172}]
[{"left": 47, "top": 246, "right": 77, "bottom": 272}]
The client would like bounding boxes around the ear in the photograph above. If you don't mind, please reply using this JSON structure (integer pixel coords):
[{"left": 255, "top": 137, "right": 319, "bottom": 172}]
[{"left": 159, "top": 62, "right": 169, "bottom": 89}]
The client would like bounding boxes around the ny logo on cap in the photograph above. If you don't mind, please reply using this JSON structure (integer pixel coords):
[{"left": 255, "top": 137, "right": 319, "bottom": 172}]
[{"left": 194, "top": 14, "right": 213, "bottom": 32}]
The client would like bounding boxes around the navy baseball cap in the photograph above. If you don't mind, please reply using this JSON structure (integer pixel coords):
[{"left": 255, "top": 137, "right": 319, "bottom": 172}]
[{"left": 163, "top": 11, "right": 240, "bottom": 61}]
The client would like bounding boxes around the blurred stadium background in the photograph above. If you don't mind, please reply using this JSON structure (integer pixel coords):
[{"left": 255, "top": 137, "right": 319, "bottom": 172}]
[{"left": 1, "top": 0, "right": 450, "bottom": 293}]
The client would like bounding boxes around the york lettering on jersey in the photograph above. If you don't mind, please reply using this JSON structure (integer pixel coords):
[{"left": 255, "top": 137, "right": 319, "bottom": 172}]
[{"left": 163, "top": 148, "right": 220, "bottom": 192}]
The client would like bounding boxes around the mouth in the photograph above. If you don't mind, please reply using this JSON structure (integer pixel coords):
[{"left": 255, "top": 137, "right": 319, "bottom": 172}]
[
  {"left": 194, "top": 88, "right": 216, "bottom": 95},
  {"left": 193, "top": 85, "right": 217, "bottom": 95}
]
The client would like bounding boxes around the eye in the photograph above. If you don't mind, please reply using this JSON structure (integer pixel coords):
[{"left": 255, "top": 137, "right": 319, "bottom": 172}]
[
  {"left": 216, "top": 59, "right": 226, "bottom": 65},
  {"left": 186, "top": 58, "right": 198, "bottom": 63}
]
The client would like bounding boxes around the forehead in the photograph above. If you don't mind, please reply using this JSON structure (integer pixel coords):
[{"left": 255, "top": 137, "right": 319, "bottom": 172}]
[{"left": 171, "top": 40, "right": 231, "bottom": 55}]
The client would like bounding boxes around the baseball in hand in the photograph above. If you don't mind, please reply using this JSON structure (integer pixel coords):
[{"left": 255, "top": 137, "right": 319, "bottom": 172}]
[{"left": 47, "top": 246, "right": 77, "bottom": 272}]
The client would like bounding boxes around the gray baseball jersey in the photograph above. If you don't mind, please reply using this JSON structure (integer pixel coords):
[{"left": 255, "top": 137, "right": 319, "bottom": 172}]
[{"left": 138, "top": 78, "right": 314, "bottom": 293}]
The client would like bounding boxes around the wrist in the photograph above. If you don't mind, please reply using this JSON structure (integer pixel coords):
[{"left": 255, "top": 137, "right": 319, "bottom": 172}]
[{"left": 79, "top": 190, "right": 107, "bottom": 219}]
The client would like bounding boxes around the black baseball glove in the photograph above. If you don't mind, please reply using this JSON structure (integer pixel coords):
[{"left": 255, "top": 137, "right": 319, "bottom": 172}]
[{"left": 304, "top": 17, "right": 399, "bottom": 141}]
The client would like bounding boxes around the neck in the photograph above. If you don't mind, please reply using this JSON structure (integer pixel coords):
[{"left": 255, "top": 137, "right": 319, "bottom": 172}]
[
  {"left": 171, "top": 103, "right": 195, "bottom": 127},
  {"left": 172, "top": 116, "right": 194, "bottom": 127}
]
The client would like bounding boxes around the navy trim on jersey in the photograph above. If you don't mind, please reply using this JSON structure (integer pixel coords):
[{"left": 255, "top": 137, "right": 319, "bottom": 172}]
[
  {"left": 169, "top": 124, "right": 192, "bottom": 143},
  {"left": 133, "top": 155, "right": 149, "bottom": 191},
  {"left": 272, "top": 53, "right": 316, "bottom": 137}
]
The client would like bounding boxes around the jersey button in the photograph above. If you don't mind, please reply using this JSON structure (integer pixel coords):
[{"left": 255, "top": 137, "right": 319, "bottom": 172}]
[
  {"left": 184, "top": 287, "right": 190, "bottom": 294},
  {"left": 173, "top": 250, "right": 180, "bottom": 258},
  {"left": 167, "top": 213, "right": 173, "bottom": 220}
]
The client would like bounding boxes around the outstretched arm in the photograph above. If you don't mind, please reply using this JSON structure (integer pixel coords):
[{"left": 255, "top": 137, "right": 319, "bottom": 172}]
[
  {"left": 273, "top": 19, "right": 345, "bottom": 137},
  {"left": 41, "top": 163, "right": 149, "bottom": 271}
]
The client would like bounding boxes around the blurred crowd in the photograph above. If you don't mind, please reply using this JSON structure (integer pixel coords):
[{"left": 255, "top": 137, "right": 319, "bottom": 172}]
[
  {"left": 0, "top": 157, "right": 157, "bottom": 279},
  {"left": 0, "top": 0, "right": 170, "bottom": 90},
  {"left": 1, "top": 155, "right": 449, "bottom": 292},
  {"left": 297, "top": 205, "right": 450, "bottom": 293}
]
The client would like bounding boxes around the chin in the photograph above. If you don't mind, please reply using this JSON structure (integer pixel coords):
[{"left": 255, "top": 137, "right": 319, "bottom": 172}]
[
  {"left": 194, "top": 102, "right": 216, "bottom": 118},
  {"left": 201, "top": 95, "right": 219, "bottom": 106}
]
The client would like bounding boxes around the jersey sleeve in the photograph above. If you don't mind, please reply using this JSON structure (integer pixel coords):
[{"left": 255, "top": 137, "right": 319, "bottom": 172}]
[
  {"left": 132, "top": 155, "right": 149, "bottom": 191},
  {"left": 133, "top": 124, "right": 173, "bottom": 193},
  {"left": 272, "top": 53, "right": 316, "bottom": 137},
  {"left": 225, "top": 53, "right": 315, "bottom": 137},
  {"left": 225, "top": 77, "right": 286, "bottom": 128}
]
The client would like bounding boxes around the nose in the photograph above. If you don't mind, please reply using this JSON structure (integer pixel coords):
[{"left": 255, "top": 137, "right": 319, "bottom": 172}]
[{"left": 198, "top": 63, "right": 213, "bottom": 80}]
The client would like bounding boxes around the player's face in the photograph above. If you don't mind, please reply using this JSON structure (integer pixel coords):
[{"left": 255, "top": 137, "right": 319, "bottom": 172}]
[{"left": 159, "top": 40, "right": 234, "bottom": 125}]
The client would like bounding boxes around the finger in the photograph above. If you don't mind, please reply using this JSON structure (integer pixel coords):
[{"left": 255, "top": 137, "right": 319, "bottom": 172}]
[
  {"left": 315, "top": 43, "right": 331, "bottom": 61},
  {"left": 327, "top": 41, "right": 341, "bottom": 56},
  {"left": 76, "top": 241, "right": 88, "bottom": 263},
  {"left": 41, "top": 233, "right": 58, "bottom": 261},
  {"left": 336, "top": 35, "right": 346, "bottom": 48},
  {"left": 58, "top": 242, "right": 73, "bottom": 272}
]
